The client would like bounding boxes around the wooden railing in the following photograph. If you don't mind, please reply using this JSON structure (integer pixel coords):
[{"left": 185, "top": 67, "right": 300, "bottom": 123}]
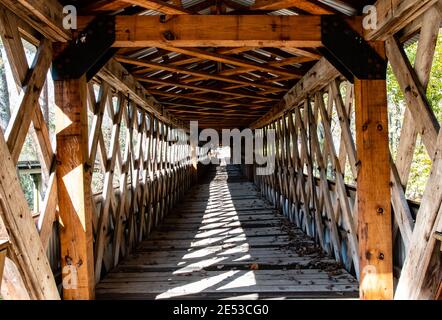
[{"left": 86, "top": 82, "right": 196, "bottom": 282}]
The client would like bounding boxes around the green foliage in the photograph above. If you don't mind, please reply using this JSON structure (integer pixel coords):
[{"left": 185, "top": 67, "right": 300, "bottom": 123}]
[
  {"left": 0, "top": 39, "right": 11, "bottom": 131},
  {"left": 407, "top": 139, "right": 432, "bottom": 201},
  {"left": 19, "top": 173, "right": 34, "bottom": 210},
  {"left": 387, "top": 32, "right": 442, "bottom": 201},
  {"left": 427, "top": 36, "right": 442, "bottom": 121}
]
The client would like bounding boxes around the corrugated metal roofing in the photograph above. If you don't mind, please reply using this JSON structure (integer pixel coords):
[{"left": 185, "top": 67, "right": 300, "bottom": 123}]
[
  {"left": 319, "top": 0, "right": 357, "bottom": 15},
  {"left": 268, "top": 9, "right": 298, "bottom": 16}
]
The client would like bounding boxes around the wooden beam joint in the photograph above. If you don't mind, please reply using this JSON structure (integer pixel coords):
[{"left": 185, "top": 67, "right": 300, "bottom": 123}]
[
  {"left": 52, "top": 16, "right": 116, "bottom": 81},
  {"left": 320, "top": 15, "right": 387, "bottom": 82}
]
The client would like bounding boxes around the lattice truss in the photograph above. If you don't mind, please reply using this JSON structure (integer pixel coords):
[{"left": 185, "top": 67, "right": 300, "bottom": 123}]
[
  {"left": 0, "top": 9, "right": 198, "bottom": 298},
  {"left": 254, "top": 7, "right": 442, "bottom": 298},
  {"left": 87, "top": 83, "right": 195, "bottom": 282}
]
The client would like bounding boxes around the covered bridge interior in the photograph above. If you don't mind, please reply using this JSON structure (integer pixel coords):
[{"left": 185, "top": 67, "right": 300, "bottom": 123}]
[{"left": 0, "top": 0, "right": 441, "bottom": 300}]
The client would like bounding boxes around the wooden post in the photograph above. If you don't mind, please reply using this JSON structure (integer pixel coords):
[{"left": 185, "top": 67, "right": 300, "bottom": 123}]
[
  {"left": 55, "top": 76, "right": 95, "bottom": 300},
  {"left": 354, "top": 42, "right": 393, "bottom": 300}
]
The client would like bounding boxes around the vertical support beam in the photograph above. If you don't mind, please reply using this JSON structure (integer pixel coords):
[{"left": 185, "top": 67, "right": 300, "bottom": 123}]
[
  {"left": 354, "top": 42, "right": 393, "bottom": 299},
  {"left": 55, "top": 76, "right": 95, "bottom": 300}
]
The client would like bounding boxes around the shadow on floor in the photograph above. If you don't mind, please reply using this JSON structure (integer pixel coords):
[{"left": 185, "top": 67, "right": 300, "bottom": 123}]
[{"left": 96, "top": 163, "right": 358, "bottom": 300}]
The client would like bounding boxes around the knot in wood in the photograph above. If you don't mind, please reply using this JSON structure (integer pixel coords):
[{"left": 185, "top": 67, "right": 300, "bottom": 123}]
[{"left": 163, "top": 31, "right": 175, "bottom": 41}]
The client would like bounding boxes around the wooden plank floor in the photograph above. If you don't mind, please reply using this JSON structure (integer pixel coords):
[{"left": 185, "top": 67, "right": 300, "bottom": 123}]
[{"left": 96, "top": 165, "right": 358, "bottom": 300}]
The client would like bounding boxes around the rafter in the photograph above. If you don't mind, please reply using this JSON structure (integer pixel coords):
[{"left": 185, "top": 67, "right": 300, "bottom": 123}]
[
  {"left": 120, "top": 0, "right": 193, "bottom": 14},
  {"left": 131, "top": 47, "right": 274, "bottom": 82},
  {"left": 219, "top": 55, "right": 316, "bottom": 76},
  {"left": 155, "top": 46, "right": 304, "bottom": 78},
  {"left": 116, "top": 56, "right": 287, "bottom": 92},
  {"left": 161, "top": 103, "right": 266, "bottom": 115},
  {"left": 169, "top": 109, "right": 262, "bottom": 117},
  {"left": 149, "top": 90, "right": 270, "bottom": 109},
  {"left": 136, "top": 76, "right": 280, "bottom": 101},
  {"left": 280, "top": 47, "right": 321, "bottom": 59},
  {"left": 251, "top": 0, "right": 335, "bottom": 14},
  {"left": 81, "top": 0, "right": 130, "bottom": 13}
]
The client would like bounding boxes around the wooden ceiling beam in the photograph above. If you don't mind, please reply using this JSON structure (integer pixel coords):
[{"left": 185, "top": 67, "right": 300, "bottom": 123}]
[
  {"left": 156, "top": 46, "right": 304, "bottom": 78},
  {"left": 149, "top": 90, "right": 270, "bottom": 109},
  {"left": 177, "top": 68, "right": 290, "bottom": 89},
  {"left": 167, "top": 108, "right": 262, "bottom": 117},
  {"left": 180, "top": 74, "right": 286, "bottom": 92},
  {"left": 116, "top": 56, "right": 287, "bottom": 91},
  {"left": 217, "top": 47, "right": 257, "bottom": 55},
  {"left": 112, "top": 15, "right": 325, "bottom": 47},
  {"left": 251, "top": 0, "right": 335, "bottom": 14},
  {"left": 220, "top": 55, "right": 315, "bottom": 76},
  {"left": 189, "top": 118, "right": 251, "bottom": 121},
  {"left": 136, "top": 76, "right": 280, "bottom": 101},
  {"left": 132, "top": 47, "right": 264, "bottom": 79},
  {"left": 177, "top": 116, "right": 252, "bottom": 120},
  {"left": 80, "top": 0, "right": 130, "bottom": 13},
  {"left": 119, "top": 0, "right": 193, "bottom": 14},
  {"left": 269, "top": 55, "right": 317, "bottom": 66},
  {"left": 161, "top": 103, "right": 266, "bottom": 115},
  {"left": 279, "top": 47, "right": 321, "bottom": 59}
]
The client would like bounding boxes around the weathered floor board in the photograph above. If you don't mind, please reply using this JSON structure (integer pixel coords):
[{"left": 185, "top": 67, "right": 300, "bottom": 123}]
[{"left": 96, "top": 165, "right": 358, "bottom": 300}]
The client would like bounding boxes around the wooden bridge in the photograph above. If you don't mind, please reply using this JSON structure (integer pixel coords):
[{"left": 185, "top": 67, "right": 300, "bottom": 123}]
[
  {"left": 0, "top": 0, "right": 441, "bottom": 300},
  {"left": 96, "top": 165, "right": 358, "bottom": 299}
]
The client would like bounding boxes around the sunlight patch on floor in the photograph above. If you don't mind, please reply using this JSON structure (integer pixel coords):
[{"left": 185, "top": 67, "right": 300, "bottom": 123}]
[
  {"left": 158, "top": 166, "right": 253, "bottom": 298},
  {"left": 156, "top": 271, "right": 239, "bottom": 299},
  {"left": 217, "top": 271, "right": 257, "bottom": 290}
]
